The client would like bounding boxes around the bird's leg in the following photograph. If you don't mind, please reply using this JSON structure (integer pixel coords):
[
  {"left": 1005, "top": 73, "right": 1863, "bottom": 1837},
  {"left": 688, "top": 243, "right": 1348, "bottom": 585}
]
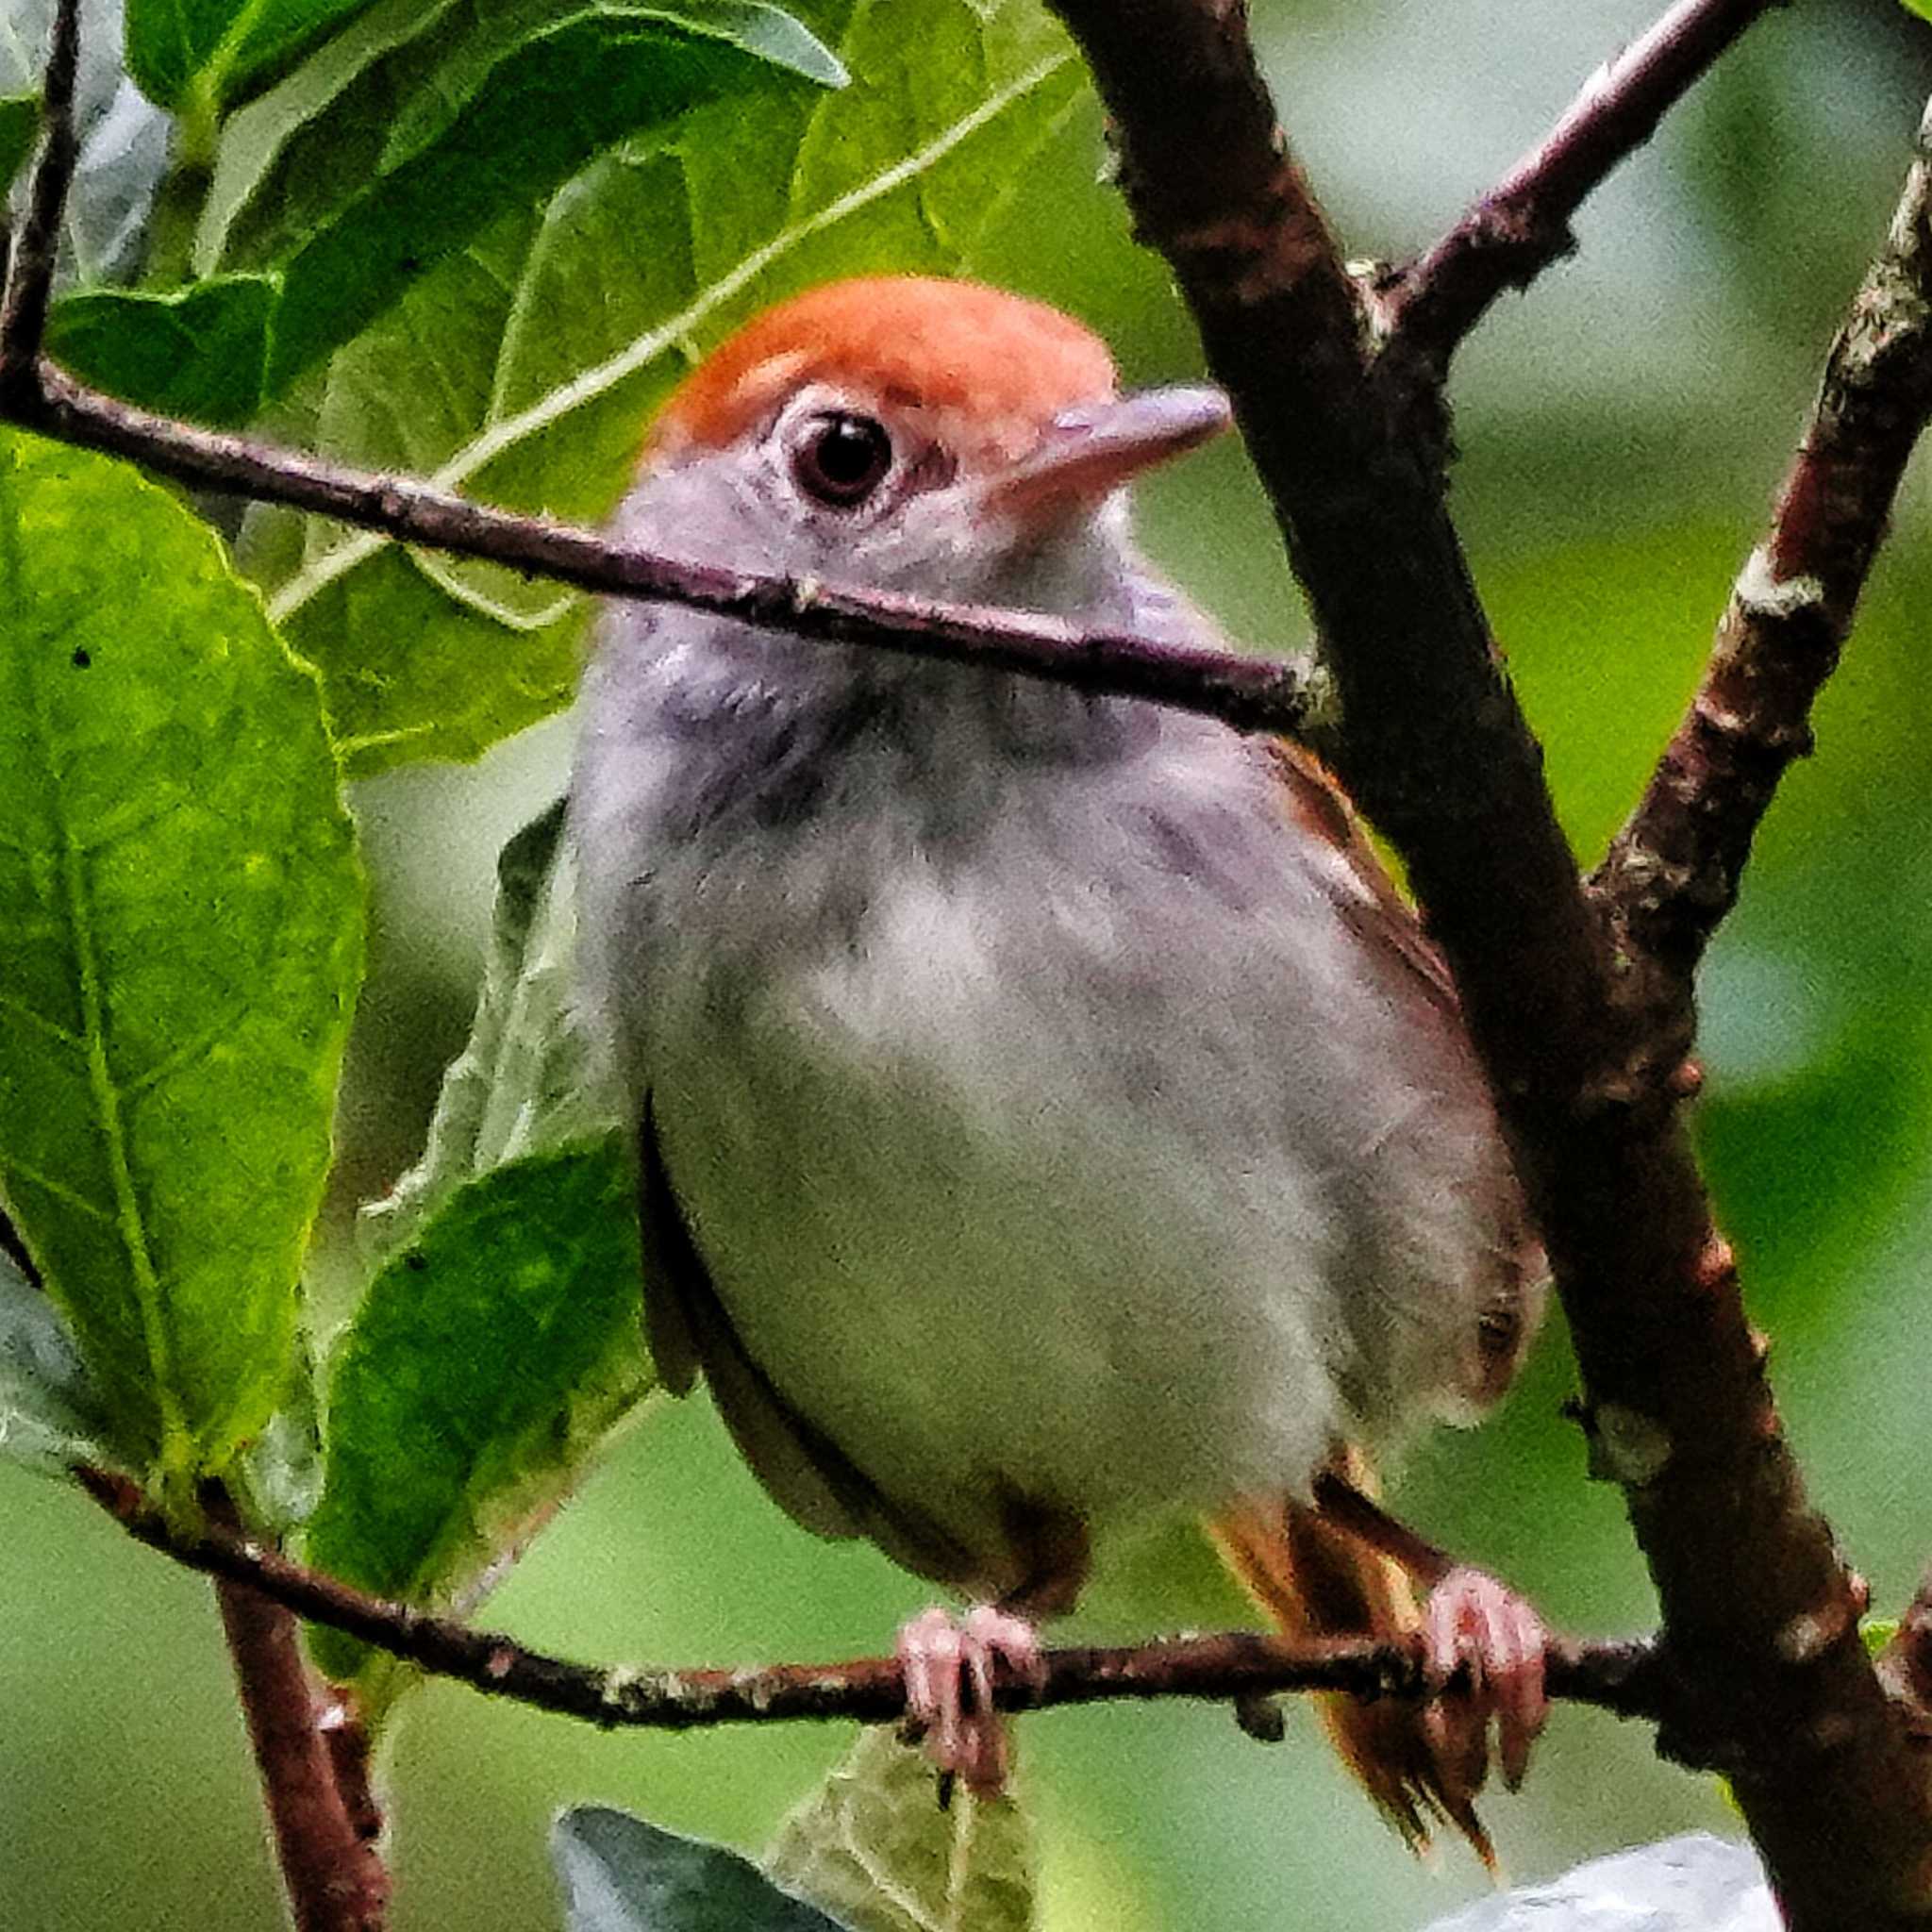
[
  {"left": 1311, "top": 1470, "right": 1549, "bottom": 1791},
  {"left": 896, "top": 1603, "right": 1045, "bottom": 1796},
  {"left": 896, "top": 1505, "right": 1088, "bottom": 1798}
]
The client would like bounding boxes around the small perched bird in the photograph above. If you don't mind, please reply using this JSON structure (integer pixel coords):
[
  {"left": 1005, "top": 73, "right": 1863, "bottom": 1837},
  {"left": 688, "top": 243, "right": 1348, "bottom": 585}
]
[{"left": 571, "top": 275, "right": 1550, "bottom": 1853}]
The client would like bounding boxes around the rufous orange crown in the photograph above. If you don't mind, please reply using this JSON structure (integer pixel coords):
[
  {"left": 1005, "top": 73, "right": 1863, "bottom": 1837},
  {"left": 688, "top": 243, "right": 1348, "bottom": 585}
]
[{"left": 649, "top": 276, "right": 1119, "bottom": 470}]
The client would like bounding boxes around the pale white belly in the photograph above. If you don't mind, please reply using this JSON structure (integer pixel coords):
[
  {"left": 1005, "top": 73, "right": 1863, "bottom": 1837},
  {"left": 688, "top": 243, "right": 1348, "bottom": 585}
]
[{"left": 645, "top": 868, "right": 1364, "bottom": 1565}]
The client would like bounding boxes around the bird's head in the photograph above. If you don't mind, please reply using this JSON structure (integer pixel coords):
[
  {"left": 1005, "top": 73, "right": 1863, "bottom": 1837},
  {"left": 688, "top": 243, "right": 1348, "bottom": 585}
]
[{"left": 617, "top": 275, "right": 1229, "bottom": 612}]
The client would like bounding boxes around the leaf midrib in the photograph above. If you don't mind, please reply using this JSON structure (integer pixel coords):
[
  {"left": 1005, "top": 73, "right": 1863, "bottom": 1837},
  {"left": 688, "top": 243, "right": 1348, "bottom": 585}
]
[{"left": 4, "top": 492, "right": 192, "bottom": 1476}]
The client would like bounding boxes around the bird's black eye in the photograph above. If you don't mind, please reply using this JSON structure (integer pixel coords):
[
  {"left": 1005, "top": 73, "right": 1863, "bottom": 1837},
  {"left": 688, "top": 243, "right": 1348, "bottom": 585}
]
[{"left": 791, "top": 411, "right": 894, "bottom": 507}]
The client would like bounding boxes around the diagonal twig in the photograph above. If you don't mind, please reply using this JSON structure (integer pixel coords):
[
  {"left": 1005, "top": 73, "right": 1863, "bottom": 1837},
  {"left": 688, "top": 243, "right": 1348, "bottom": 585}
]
[
  {"left": 1379, "top": 0, "right": 1781, "bottom": 371},
  {"left": 0, "top": 0, "right": 79, "bottom": 405},
  {"left": 8, "top": 367, "right": 1320, "bottom": 741},
  {"left": 79, "top": 1467, "right": 1674, "bottom": 1733},
  {"left": 1594, "top": 97, "right": 1932, "bottom": 1001}
]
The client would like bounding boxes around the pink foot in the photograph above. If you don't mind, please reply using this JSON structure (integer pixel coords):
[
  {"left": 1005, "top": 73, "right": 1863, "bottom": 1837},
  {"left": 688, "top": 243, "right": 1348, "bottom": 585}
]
[
  {"left": 895, "top": 1604, "right": 1043, "bottom": 1796},
  {"left": 1421, "top": 1566, "right": 1549, "bottom": 1792}
]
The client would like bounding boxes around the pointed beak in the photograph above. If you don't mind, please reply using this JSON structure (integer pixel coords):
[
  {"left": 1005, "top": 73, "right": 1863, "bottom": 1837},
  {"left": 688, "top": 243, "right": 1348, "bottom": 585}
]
[{"left": 981, "top": 385, "right": 1231, "bottom": 522}]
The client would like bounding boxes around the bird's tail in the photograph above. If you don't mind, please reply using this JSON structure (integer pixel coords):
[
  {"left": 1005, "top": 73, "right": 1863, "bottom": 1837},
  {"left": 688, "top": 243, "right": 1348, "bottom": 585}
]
[{"left": 1208, "top": 1449, "right": 1493, "bottom": 1866}]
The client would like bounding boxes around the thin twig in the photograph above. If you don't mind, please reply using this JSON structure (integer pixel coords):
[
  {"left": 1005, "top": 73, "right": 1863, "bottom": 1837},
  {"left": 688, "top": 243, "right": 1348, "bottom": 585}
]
[
  {"left": 8, "top": 367, "right": 1318, "bottom": 740},
  {"left": 1594, "top": 98, "right": 1932, "bottom": 1003},
  {"left": 80, "top": 1469, "right": 1673, "bottom": 1733},
  {"left": 1041, "top": 4, "right": 1932, "bottom": 1924},
  {"left": 208, "top": 1491, "right": 390, "bottom": 1932},
  {"left": 1379, "top": 0, "right": 1779, "bottom": 369},
  {"left": 0, "top": 0, "right": 78, "bottom": 404}
]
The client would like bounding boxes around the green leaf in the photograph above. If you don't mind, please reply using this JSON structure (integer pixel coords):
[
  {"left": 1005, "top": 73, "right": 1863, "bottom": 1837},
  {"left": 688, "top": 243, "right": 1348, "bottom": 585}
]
[
  {"left": 0, "top": 431, "right": 362, "bottom": 1485},
  {"left": 765, "top": 1730, "right": 1038, "bottom": 1932},
  {"left": 0, "top": 1245, "right": 114, "bottom": 1475},
  {"left": 1863, "top": 1617, "right": 1902, "bottom": 1658},
  {"left": 360, "top": 796, "right": 609, "bottom": 1257},
  {"left": 0, "top": 92, "right": 40, "bottom": 190},
  {"left": 309, "top": 802, "right": 640, "bottom": 1709},
  {"left": 125, "top": 0, "right": 386, "bottom": 115},
  {"left": 305, "top": 1141, "right": 651, "bottom": 1703},
  {"left": 193, "top": 0, "right": 842, "bottom": 404},
  {"left": 1901, "top": 0, "right": 1931, "bottom": 21},
  {"left": 554, "top": 1807, "right": 852, "bottom": 1932},
  {"left": 45, "top": 275, "right": 279, "bottom": 427},
  {"left": 247, "top": 0, "right": 1083, "bottom": 770}
]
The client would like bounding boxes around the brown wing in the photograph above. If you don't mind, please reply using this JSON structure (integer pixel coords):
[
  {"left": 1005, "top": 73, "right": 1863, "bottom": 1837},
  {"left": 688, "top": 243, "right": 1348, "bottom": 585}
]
[
  {"left": 1265, "top": 741, "right": 1549, "bottom": 1410},
  {"left": 1263, "top": 739, "right": 1461, "bottom": 1017},
  {"left": 638, "top": 1097, "right": 979, "bottom": 1585}
]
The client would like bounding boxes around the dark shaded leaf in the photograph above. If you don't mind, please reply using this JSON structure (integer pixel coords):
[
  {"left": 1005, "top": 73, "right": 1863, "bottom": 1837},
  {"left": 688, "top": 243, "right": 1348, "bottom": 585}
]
[
  {"left": 0, "top": 91, "right": 40, "bottom": 189},
  {"left": 555, "top": 1807, "right": 851, "bottom": 1932},
  {"left": 45, "top": 275, "right": 278, "bottom": 426},
  {"left": 125, "top": 0, "right": 387, "bottom": 113}
]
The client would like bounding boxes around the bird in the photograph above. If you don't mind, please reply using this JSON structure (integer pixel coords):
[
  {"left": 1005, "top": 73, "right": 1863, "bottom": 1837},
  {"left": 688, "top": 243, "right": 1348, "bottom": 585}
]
[{"left": 569, "top": 274, "right": 1551, "bottom": 1855}]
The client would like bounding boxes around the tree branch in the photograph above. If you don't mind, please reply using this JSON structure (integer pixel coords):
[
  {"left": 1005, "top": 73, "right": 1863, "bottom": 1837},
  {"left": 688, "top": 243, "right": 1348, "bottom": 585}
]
[
  {"left": 80, "top": 1468, "right": 1672, "bottom": 1734},
  {"left": 1595, "top": 97, "right": 1932, "bottom": 999},
  {"left": 1378, "top": 0, "right": 1780, "bottom": 371},
  {"left": 4, "top": 365, "right": 1318, "bottom": 740},
  {"left": 208, "top": 1489, "right": 390, "bottom": 1932},
  {"left": 0, "top": 0, "right": 77, "bottom": 406},
  {"left": 1041, "top": 2, "right": 1932, "bottom": 1924}
]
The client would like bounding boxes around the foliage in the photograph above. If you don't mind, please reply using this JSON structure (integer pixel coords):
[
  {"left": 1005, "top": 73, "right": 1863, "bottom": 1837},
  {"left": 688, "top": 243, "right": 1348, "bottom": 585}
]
[
  {"left": 3, "top": 0, "right": 1931, "bottom": 1929},
  {"left": 0, "top": 0, "right": 1093, "bottom": 1923}
]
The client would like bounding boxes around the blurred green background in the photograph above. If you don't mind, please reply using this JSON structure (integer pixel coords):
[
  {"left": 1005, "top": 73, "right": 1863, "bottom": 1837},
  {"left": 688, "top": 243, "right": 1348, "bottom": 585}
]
[{"left": 6, "top": 1, "right": 1932, "bottom": 1926}]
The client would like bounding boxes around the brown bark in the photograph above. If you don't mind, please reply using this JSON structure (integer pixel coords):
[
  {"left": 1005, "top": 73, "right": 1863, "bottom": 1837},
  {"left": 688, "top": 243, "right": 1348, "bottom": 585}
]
[{"left": 1041, "top": 1, "right": 1932, "bottom": 1922}]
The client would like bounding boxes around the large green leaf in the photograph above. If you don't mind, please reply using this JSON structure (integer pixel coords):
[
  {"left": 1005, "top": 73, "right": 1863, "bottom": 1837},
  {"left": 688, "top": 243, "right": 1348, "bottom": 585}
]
[
  {"left": 307, "top": 1141, "right": 649, "bottom": 1700},
  {"left": 0, "top": 432, "right": 362, "bottom": 1485},
  {"left": 555, "top": 1808, "right": 852, "bottom": 1932},
  {"left": 0, "top": 1246, "right": 114, "bottom": 1476},
  {"left": 177, "top": 0, "right": 842, "bottom": 408},
  {"left": 765, "top": 1730, "right": 1037, "bottom": 1932},
  {"left": 247, "top": 0, "right": 1084, "bottom": 770}
]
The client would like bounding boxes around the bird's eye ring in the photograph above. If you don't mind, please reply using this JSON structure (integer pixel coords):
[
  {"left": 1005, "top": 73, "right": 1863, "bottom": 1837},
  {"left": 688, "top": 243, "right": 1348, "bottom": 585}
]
[{"left": 790, "top": 411, "right": 894, "bottom": 508}]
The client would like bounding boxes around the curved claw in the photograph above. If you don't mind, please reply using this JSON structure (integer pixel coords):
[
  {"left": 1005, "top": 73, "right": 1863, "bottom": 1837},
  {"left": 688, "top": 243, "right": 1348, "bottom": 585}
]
[
  {"left": 896, "top": 1604, "right": 1042, "bottom": 1797},
  {"left": 1422, "top": 1566, "right": 1549, "bottom": 1796}
]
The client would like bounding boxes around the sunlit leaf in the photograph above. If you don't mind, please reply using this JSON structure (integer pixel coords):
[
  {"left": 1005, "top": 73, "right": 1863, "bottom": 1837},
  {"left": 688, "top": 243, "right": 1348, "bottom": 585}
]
[
  {"left": 246, "top": 0, "right": 1083, "bottom": 770},
  {"left": 766, "top": 1729, "right": 1037, "bottom": 1932},
  {"left": 555, "top": 1807, "right": 851, "bottom": 1932},
  {"left": 305, "top": 1141, "right": 650, "bottom": 1707},
  {"left": 0, "top": 432, "right": 362, "bottom": 1485}
]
